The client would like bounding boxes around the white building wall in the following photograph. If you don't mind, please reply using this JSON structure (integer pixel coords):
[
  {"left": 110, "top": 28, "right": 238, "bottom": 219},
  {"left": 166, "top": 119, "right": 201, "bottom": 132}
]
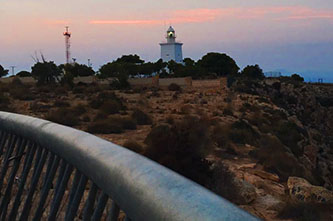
[{"left": 160, "top": 43, "right": 183, "bottom": 63}]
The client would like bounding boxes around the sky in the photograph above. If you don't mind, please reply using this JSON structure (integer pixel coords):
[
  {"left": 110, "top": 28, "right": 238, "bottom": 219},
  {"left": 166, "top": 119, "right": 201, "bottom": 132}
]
[{"left": 1, "top": 0, "right": 333, "bottom": 82}]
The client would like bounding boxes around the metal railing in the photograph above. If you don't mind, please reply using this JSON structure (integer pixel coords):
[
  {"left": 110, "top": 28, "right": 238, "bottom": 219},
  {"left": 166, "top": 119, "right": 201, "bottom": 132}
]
[{"left": 0, "top": 111, "right": 258, "bottom": 220}]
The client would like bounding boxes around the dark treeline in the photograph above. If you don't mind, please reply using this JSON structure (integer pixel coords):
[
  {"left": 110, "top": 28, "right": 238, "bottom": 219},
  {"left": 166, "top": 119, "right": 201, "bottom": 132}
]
[{"left": 0, "top": 52, "right": 304, "bottom": 87}]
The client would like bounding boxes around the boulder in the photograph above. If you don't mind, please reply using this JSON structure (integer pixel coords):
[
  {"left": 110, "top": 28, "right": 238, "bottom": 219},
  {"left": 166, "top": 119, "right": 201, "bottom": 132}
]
[
  {"left": 233, "top": 178, "right": 257, "bottom": 204},
  {"left": 287, "top": 176, "right": 333, "bottom": 203}
]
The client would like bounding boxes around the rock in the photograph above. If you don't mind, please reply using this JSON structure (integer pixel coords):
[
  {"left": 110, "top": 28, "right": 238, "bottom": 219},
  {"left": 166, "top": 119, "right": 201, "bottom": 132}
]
[
  {"left": 287, "top": 176, "right": 333, "bottom": 203},
  {"left": 253, "top": 170, "right": 279, "bottom": 182},
  {"left": 243, "top": 173, "right": 285, "bottom": 197},
  {"left": 238, "top": 205, "right": 265, "bottom": 220},
  {"left": 233, "top": 178, "right": 257, "bottom": 204},
  {"left": 253, "top": 194, "right": 285, "bottom": 211}
]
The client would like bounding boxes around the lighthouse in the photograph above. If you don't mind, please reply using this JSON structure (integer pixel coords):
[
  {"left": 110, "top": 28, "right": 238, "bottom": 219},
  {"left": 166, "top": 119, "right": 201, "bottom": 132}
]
[{"left": 160, "top": 26, "right": 183, "bottom": 63}]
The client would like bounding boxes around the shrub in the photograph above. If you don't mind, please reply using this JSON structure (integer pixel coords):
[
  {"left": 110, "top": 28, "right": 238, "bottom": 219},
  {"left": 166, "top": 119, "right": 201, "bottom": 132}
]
[
  {"left": 87, "top": 116, "right": 136, "bottom": 134},
  {"left": 9, "top": 86, "right": 34, "bottom": 100},
  {"left": 82, "top": 115, "right": 90, "bottom": 122},
  {"left": 11, "top": 78, "right": 24, "bottom": 86},
  {"left": 278, "top": 201, "right": 333, "bottom": 221},
  {"left": 54, "top": 86, "right": 69, "bottom": 96},
  {"left": 87, "top": 119, "right": 123, "bottom": 134},
  {"left": 0, "top": 83, "right": 10, "bottom": 93},
  {"left": 229, "top": 120, "right": 259, "bottom": 145},
  {"left": 131, "top": 109, "right": 152, "bottom": 125},
  {"left": 0, "top": 92, "right": 10, "bottom": 110},
  {"left": 250, "top": 135, "right": 305, "bottom": 181},
  {"left": 72, "top": 86, "right": 85, "bottom": 94},
  {"left": 291, "top": 73, "right": 304, "bottom": 82},
  {"left": 223, "top": 107, "right": 233, "bottom": 116},
  {"left": 54, "top": 100, "right": 70, "bottom": 108},
  {"left": 100, "top": 100, "right": 122, "bottom": 115},
  {"left": 123, "top": 140, "right": 143, "bottom": 153},
  {"left": 211, "top": 124, "right": 231, "bottom": 148},
  {"left": 93, "top": 112, "right": 108, "bottom": 121},
  {"left": 208, "top": 163, "right": 244, "bottom": 204},
  {"left": 168, "top": 83, "right": 181, "bottom": 91},
  {"left": 89, "top": 92, "right": 125, "bottom": 113},
  {"left": 119, "top": 117, "right": 137, "bottom": 130},
  {"left": 274, "top": 121, "right": 303, "bottom": 156},
  {"left": 316, "top": 96, "right": 333, "bottom": 107},
  {"left": 71, "top": 104, "right": 87, "bottom": 116},
  {"left": 144, "top": 115, "right": 212, "bottom": 186},
  {"left": 89, "top": 99, "right": 103, "bottom": 109},
  {"left": 46, "top": 108, "right": 79, "bottom": 127}
]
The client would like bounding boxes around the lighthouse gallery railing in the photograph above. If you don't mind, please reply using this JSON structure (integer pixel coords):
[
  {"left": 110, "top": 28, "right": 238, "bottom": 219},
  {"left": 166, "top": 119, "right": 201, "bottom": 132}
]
[{"left": 0, "top": 111, "right": 258, "bottom": 220}]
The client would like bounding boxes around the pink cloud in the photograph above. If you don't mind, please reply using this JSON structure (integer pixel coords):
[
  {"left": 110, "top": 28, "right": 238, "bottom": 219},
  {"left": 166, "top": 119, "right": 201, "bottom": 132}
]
[
  {"left": 43, "top": 20, "right": 70, "bottom": 25},
  {"left": 89, "top": 6, "right": 333, "bottom": 25}
]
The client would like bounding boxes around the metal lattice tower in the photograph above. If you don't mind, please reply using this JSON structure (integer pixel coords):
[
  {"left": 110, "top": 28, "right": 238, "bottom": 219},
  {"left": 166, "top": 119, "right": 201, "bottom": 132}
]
[{"left": 63, "top": 26, "right": 71, "bottom": 64}]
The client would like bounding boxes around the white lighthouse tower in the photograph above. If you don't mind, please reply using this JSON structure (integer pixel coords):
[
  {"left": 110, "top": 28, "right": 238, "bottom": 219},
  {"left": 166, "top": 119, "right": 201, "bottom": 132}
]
[{"left": 160, "top": 26, "right": 183, "bottom": 63}]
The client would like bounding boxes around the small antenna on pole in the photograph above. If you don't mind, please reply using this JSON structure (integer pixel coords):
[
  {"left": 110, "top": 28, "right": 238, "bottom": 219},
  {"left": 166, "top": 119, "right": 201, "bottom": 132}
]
[
  {"left": 63, "top": 26, "right": 71, "bottom": 64},
  {"left": 10, "top": 66, "right": 16, "bottom": 76}
]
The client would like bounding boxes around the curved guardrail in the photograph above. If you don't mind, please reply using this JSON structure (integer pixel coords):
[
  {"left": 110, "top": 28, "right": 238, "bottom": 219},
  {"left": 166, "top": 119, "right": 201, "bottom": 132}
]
[{"left": 0, "top": 111, "right": 258, "bottom": 220}]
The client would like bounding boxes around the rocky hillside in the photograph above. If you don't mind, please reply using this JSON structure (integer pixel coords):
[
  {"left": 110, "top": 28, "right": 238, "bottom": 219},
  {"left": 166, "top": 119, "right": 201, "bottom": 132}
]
[{"left": 0, "top": 78, "right": 332, "bottom": 220}]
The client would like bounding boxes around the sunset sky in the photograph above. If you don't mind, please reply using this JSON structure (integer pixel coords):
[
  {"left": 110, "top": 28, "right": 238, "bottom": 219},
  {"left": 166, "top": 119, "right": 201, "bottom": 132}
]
[{"left": 1, "top": 0, "right": 333, "bottom": 81}]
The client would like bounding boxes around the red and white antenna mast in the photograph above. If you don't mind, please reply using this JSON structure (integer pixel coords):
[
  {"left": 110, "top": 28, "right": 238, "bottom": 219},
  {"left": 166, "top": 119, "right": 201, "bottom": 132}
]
[{"left": 63, "top": 26, "right": 71, "bottom": 64}]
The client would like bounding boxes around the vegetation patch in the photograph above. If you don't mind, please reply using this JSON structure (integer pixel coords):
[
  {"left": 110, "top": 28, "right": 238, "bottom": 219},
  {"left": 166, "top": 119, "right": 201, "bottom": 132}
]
[
  {"left": 278, "top": 201, "right": 333, "bottom": 221},
  {"left": 131, "top": 109, "right": 152, "bottom": 125},
  {"left": 46, "top": 108, "right": 80, "bottom": 127},
  {"left": 168, "top": 83, "right": 181, "bottom": 91},
  {"left": 123, "top": 140, "right": 143, "bottom": 153},
  {"left": 144, "top": 115, "right": 211, "bottom": 186}
]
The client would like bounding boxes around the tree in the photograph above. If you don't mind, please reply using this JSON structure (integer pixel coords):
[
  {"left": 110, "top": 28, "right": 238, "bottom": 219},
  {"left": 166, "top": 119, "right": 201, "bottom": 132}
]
[
  {"left": 152, "top": 59, "right": 167, "bottom": 75},
  {"left": 99, "top": 54, "right": 146, "bottom": 79},
  {"left": 291, "top": 73, "right": 304, "bottom": 82},
  {"left": 183, "top": 58, "right": 195, "bottom": 67},
  {"left": 31, "top": 61, "right": 61, "bottom": 85},
  {"left": 115, "top": 54, "right": 144, "bottom": 64},
  {"left": 59, "top": 63, "right": 95, "bottom": 77},
  {"left": 0, "top": 65, "right": 9, "bottom": 78},
  {"left": 240, "top": 64, "right": 264, "bottom": 79},
  {"left": 16, "top": 71, "right": 32, "bottom": 77},
  {"left": 197, "top": 52, "right": 239, "bottom": 76}
]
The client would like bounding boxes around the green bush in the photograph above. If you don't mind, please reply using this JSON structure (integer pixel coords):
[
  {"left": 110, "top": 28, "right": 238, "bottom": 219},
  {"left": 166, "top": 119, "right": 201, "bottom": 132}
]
[{"left": 131, "top": 109, "right": 152, "bottom": 125}]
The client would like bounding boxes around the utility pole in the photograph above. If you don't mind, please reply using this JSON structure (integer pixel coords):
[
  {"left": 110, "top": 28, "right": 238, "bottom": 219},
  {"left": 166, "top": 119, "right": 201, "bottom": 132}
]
[
  {"left": 88, "top": 59, "right": 92, "bottom": 68},
  {"left": 10, "top": 66, "right": 16, "bottom": 76}
]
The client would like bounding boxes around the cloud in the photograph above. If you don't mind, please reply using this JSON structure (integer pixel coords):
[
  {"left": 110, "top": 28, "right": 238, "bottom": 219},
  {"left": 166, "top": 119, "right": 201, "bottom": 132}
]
[
  {"left": 90, "top": 8, "right": 225, "bottom": 25},
  {"left": 89, "top": 6, "right": 333, "bottom": 25},
  {"left": 43, "top": 20, "right": 70, "bottom": 25}
]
